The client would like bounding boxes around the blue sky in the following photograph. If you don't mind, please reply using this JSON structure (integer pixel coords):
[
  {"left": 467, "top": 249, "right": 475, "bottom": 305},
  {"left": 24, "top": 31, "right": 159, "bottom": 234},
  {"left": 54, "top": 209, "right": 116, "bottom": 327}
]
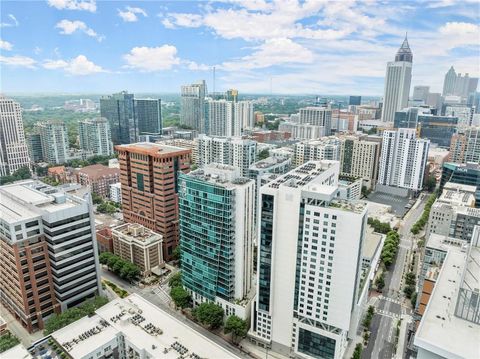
[{"left": 1, "top": 0, "right": 479, "bottom": 95}]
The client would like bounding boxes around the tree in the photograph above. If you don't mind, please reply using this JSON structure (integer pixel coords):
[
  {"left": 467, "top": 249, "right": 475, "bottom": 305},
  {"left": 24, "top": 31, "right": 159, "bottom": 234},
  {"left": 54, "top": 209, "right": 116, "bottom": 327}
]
[
  {"left": 192, "top": 302, "right": 224, "bottom": 329},
  {"left": 351, "top": 343, "right": 362, "bottom": 359},
  {"left": 367, "top": 305, "right": 375, "bottom": 317},
  {"left": 170, "top": 286, "right": 191, "bottom": 309},
  {"left": 169, "top": 272, "right": 182, "bottom": 288},
  {"left": 0, "top": 331, "right": 20, "bottom": 353},
  {"left": 172, "top": 246, "right": 181, "bottom": 261},
  {"left": 403, "top": 285, "right": 415, "bottom": 299},
  {"left": 0, "top": 166, "right": 32, "bottom": 185},
  {"left": 92, "top": 192, "right": 103, "bottom": 205},
  {"left": 224, "top": 315, "right": 248, "bottom": 343},
  {"left": 405, "top": 272, "right": 416, "bottom": 286},
  {"left": 425, "top": 175, "right": 436, "bottom": 192},
  {"left": 363, "top": 331, "right": 370, "bottom": 344},
  {"left": 410, "top": 292, "right": 418, "bottom": 308},
  {"left": 99, "top": 252, "right": 113, "bottom": 265},
  {"left": 258, "top": 149, "right": 270, "bottom": 160},
  {"left": 375, "top": 273, "right": 385, "bottom": 291}
]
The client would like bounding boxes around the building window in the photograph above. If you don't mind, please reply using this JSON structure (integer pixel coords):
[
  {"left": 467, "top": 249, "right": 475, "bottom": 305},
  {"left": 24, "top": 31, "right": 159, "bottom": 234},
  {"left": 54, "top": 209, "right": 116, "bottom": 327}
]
[{"left": 297, "top": 328, "right": 336, "bottom": 359}]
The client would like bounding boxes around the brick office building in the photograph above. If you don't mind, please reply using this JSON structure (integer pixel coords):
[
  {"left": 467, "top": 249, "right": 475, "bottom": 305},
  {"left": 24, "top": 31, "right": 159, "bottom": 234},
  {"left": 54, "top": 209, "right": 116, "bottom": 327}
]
[{"left": 115, "top": 143, "right": 191, "bottom": 260}]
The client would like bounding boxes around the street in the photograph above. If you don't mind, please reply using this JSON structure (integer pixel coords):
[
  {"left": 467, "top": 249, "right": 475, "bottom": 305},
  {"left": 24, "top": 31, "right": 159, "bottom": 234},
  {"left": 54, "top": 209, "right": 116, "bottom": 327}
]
[{"left": 364, "top": 194, "right": 427, "bottom": 359}]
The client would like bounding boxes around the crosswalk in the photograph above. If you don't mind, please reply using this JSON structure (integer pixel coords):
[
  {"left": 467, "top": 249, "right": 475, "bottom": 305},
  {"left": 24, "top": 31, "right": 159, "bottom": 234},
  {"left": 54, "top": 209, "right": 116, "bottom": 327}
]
[
  {"left": 376, "top": 309, "right": 401, "bottom": 320},
  {"left": 378, "top": 295, "right": 402, "bottom": 306}
]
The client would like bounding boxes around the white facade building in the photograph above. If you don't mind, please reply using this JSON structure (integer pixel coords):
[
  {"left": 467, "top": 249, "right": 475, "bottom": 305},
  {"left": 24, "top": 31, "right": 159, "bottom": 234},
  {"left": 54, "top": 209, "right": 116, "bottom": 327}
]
[
  {"left": 298, "top": 107, "right": 332, "bottom": 136},
  {"left": 249, "top": 161, "right": 368, "bottom": 359},
  {"left": 196, "top": 134, "right": 257, "bottom": 177},
  {"left": 206, "top": 99, "right": 234, "bottom": 137},
  {"left": 110, "top": 182, "right": 122, "bottom": 203},
  {"left": 381, "top": 36, "right": 413, "bottom": 122},
  {"left": 293, "top": 137, "right": 341, "bottom": 167},
  {"left": 235, "top": 101, "right": 255, "bottom": 133},
  {"left": 78, "top": 118, "right": 114, "bottom": 157},
  {"left": 0, "top": 95, "right": 31, "bottom": 176},
  {"left": 378, "top": 128, "right": 429, "bottom": 191},
  {"left": 35, "top": 121, "right": 70, "bottom": 165},
  {"left": 180, "top": 80, "right": 206, "bottom": 133}
]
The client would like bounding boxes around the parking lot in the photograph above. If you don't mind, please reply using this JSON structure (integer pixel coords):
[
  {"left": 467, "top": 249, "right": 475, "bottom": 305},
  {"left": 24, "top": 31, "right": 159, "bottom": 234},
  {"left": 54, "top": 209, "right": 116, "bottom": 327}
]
[{"left": 367, "top": 192, "right": 412, "bottom": 217}]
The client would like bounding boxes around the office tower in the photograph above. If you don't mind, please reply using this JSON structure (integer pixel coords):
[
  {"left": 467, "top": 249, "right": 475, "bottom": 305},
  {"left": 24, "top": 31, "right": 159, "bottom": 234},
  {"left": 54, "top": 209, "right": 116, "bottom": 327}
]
[
  {"left": 134, "top": 98, "right": 162, "bottom": 135},
  {"left": 445, "top": 105, "right": 474, "bottom": 127},
  {"left": 180, "top": 80, "right": 207, "bottom": 132},
  {"left": 381, "top": 35, "right": 413, "bottom": 122},
  {"left": 206, "top": 99, "right": 234, "bottom": 136},
  {"left": 449, "top": 127, "right": 480, "bottom": 164},
  {"left": 454, "top": 73, "right": 479, "bottom": 99},
  {"left": 27, "top": 133, "right": 43, "bottom": 163},
  {"left": 442, "top": 66, "right": 457, "bottom": 96},
  {"left": 440, "top": 162, "right": 480, "bottom": 206},
  {"left": 393, "top": 107, "right": 426, "bottom": 128},
  {"left": 340, "top": 135, "right": 381, "bottom": 189},
  {"left": 100, "top": 91, "right": 135, "bottom": 145},
  {"left": 196, "top": 135, "right": 257, "bottom": 177},
  {"left": 250, "top": 161, "right": 367, "bottom": 359},
  {"left": 116, "top": 142, "right": 191, "bottom": 260},
  {"left": 35, "top": 121, "right": 69, "bottom": 165},
  {"left": 293, "top": 137, "right": 341, "bottom": 167},
  {"left": 425, "top": 93, "right": 443, "bottom": 111},
  {"left": 349, "top": 96, "right": 361, "bottom": 106},
  {"left": 0, "top": 180, "right": 102, "bottom": 332},
  {"left": 179, "top": 164, "right": 254, "bottom": 319},
  {"left": 78, "top": 118, "right": 114, "bottom": 157},
  {"left": 416, "top": 114, "right": 458, "bottom": 147},
  {"left": 412, "top": 86, "right": 430, "bottom": 102},
  {"left": 467, "top": 92, "right": 480, "bottom": 112},
  {"left": 226, "top": 88, "right": 239, "bottom": 102},
  {"left": 234, "top": 101, "right": 255, "bottom": 133},
  {"left": 413, "top": 229, "right": 479, "bottom": 359},
  {"left": 112, "top": 223, "right": 164, "bottom": 277},
  {"left": 74, "top": 164, "right": 120, "bottom": 199},
  {"left": 298, "top": 107, "right": 332, "bottom": 136},
  {"left": 0, "top": 95, "right": 31, "bottom": 176},
  {"left": 426, "top": 182, "right": 480, "bottom": 241},
  {"left": 378, "top": 128, "right": 429, "bottom": 191}
]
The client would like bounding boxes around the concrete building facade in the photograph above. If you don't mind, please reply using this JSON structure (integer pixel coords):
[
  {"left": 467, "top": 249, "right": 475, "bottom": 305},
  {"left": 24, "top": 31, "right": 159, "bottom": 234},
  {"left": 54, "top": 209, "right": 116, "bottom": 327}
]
[{"left": 78, "top": 118, "right": 114, "bottom": 157}]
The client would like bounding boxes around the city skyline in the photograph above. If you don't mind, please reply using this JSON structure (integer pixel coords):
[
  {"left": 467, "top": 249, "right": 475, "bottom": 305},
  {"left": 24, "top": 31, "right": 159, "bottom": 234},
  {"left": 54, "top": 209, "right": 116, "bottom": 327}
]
[{"left": 1, "top": 0, "right": 479, "bottom": 95}]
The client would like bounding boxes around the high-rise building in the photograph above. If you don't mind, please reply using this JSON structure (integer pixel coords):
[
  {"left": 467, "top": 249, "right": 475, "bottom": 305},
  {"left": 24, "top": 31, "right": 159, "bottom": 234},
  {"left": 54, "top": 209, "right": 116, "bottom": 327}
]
[
  {"left": 35, "top": 121, "right": 69, "bottom": 165},
  {"left": 249, "top": 161, "right": 367, "bottom": 359},
  {"left": 449, "top": 127, "right": 480, "bottom": 164},
  {"left": 116, "top": 142, "right": 191, "bottom": 260},
  {"left": 442, "top": 66, "right": 457, "bottom": 96},
  {"left": 234, "top": 101, "right": 255, "bottom": 133},
  {"left": 393, "top": 107, "right": 431, "bottom": 129},
  {"left": 27, "top": 133, "right": 43, "bottom": 162},
  {"left": 378, "top": 128, "right": 429, "bottom": 191},
  {"left": 179, "top": 164, "right": 255, "bottom": 319},
  {"left": 180, "top": 80, "right": 207, "bottom": 133},
  {"left": 196, "top": 135, "right": 257, "bottom": 177},
  {"left": 0, "top": 180, "right": 102, "bottom": 332},
  {"left": 206, "top": 99, "right": 234, "bottom": 136},
  {"left": 412, "top": 86, "right": 430, "bottom": 102},
  {"left": 298, "top": 107, "right": 332, "bottom": 136},
  {"left": 134, "top": 98, "right": 162, "bottom": 135},
  {"left": 78, "top": 118, "right": 114, "bottom": 157},
  {"left": 349, "top": 96, "right": 361, "bottom": 106},
  {"left": 340, "top": 135, "right": 381, "bottom": 189},
  {"left": 445, "top": 105, "right": 474, "bottom": 127},
  {"left": 425, "top": 92, "right": 443, "bottom": 111},
  {"left": 417, "top": 114, "right": 458, "bottom": 148},
  {"left": 100, "top": 91, "right": 135, "bottom": 145},
  {"left": 381, "top": 35, "right": 413, "bottom": 122},
  {"left": 293, "top": 137, "right": 341, "bottom": 167},
  {"left": 226, "top": 88, "right": 239, "bottom": 102},
  {"left": 0, "top": 96, "right": 31, "bottom": 176}
]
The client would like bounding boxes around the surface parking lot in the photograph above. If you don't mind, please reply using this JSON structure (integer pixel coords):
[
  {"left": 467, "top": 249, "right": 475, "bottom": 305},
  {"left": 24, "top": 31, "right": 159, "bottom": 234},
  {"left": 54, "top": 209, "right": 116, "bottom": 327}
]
[{"left": 367, "top": 192, "right": 411, "bottom": 217}]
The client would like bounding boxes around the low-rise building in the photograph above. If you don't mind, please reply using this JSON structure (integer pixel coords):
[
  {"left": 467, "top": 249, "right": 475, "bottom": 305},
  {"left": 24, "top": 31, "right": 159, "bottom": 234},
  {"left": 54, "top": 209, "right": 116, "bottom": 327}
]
[
  {"left": 96, "top": 227, "right": 113, "bottom": 254},
  {"left": 112, "top": 223, "right": 164, "bottom": 276},
  {"left": 14, "top": 293, "right": 241, "bottom": 359},
  {"left": 74, "top": 164, "right": 120, "bottom": 199}
]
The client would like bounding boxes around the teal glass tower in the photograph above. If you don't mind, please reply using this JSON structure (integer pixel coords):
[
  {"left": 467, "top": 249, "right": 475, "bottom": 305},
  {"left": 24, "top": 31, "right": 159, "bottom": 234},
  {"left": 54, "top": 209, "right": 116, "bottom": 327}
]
[{"left": 178, "top": 164, "right": 255, "bottom": 319}]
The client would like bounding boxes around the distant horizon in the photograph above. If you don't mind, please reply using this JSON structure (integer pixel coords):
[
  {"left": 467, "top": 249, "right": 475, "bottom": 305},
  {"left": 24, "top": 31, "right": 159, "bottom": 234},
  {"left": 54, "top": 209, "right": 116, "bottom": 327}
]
[{"left": 1, "top": 1, "right": 478, "bottom": 94}]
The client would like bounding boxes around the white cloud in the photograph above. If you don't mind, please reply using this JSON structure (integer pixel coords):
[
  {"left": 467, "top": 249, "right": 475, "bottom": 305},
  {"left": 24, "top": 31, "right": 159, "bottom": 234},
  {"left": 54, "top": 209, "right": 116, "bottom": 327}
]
[
  {"left": 118, "top": 6, "right": 148, "bottom": 22},
  {"left": 43, "top": 55, "right": 104, "bottom": 75},
  {"left": 221, "top": 38, "right": 314, "bottom": 71},
  {"left": 0, "top": 14, "right": 19, "bottom": 28},
  {"left": 185, "top": 61, "right": 210, "bottom": 71},
  {"left": 438, "top": 22, "right": 480, "bottom": 45},
  {"left": 47, "top": 0, "right": 96, "bottom": 12},
  {"left": 123, "top": 45, "right": 180, "bottom": 71},
  {"left": 0, "top": 39, "right": 13, "bottom": 51},
  {"left": 0, "top": 55, "right": 36, "bottom": 68},
  {"left": 55, "top": 20, "right": 104, "bottom": 41},
  {"left": 161, "top": 13, "right": 203, "bottom": 29}
]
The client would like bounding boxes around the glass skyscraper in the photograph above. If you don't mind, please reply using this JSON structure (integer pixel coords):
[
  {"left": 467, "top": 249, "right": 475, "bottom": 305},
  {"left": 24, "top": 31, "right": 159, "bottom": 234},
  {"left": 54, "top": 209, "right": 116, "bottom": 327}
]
[
  {"left": 100, "top": 91, "right": 135, "bottom": 145},
  {"left": 134, "top": 98, "right": 162, "bottom": 135},
  {"left": 440, "top": 162, "right": 480, "bottom": 207}
]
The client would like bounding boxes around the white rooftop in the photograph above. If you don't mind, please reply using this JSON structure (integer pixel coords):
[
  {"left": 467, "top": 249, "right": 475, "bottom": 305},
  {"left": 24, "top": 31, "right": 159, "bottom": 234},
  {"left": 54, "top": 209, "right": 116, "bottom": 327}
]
[
  {"left": 414, "top": 240, "right": 480, "bottom": 359},
  {"left": 49, "top": 294, "right": 240, "bottom": 359},
  {"left": 1, "top": 344, "right": 32, "bottom": 359}
]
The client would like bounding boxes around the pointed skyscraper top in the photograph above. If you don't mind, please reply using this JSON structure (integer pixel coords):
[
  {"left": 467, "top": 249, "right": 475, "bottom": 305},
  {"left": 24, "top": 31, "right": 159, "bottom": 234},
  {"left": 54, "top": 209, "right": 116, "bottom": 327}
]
[{"left": 395, "top": 34, "right": 413, "bottom": 62}]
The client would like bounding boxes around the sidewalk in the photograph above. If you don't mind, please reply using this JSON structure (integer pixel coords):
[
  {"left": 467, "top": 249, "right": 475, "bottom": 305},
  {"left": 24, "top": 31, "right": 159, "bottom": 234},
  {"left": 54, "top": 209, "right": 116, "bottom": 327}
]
[
  {"left": 239, "top": 340, "right": 290, "bottom": 359},
  {"left": 394, "top": 314, "right": 412, "bottom": 359}
]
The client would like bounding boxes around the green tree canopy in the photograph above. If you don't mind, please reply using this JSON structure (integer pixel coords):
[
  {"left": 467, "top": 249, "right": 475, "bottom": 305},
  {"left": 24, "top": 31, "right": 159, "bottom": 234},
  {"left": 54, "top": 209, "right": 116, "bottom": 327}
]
[
  {"left": 224, "top": 315, "right": 248, "bottom": 343},
  {"left": 192, "top": 302, "right": 224, "bottom": 329},
  {"left": 171, "top": 286, "right": 191, "bottom": 309}
]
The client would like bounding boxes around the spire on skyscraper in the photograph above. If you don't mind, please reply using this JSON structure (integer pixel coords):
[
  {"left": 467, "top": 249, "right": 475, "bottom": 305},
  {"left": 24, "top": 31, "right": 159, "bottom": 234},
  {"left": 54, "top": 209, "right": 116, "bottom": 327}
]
[{"left": 395, "top": 33, "right": 413, "bottom": 62}]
